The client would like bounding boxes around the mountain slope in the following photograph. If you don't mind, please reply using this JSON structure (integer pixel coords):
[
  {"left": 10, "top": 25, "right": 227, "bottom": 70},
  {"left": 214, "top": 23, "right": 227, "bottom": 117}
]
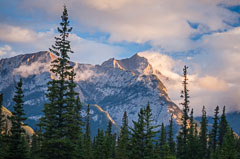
[
  {"left": 1, "top": 106, "right": 34, "bottom": 136},
  {"left": 0, "top": 51, "right": 182, "bottom": 131}
]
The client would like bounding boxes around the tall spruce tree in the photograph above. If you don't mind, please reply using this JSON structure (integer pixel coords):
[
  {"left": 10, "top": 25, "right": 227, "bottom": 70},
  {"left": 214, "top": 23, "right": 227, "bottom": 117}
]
[
  {"left": 103, "top": 120, "right": 114, "bottom": 159},
  {"left": 219, "top": 127, "right": 237, "bottom": 159},
  {"left": 177, "top": 65, "right": 190, "bottom": 159},
  {"left": 130, "top": 104, "right": 157, "bottom": 159},
  {"left": 93, "top": 129, "right": 104, "bottom": 159},
  {"left": 199, "top": 106, "right": 208, "bottom": 159},
  {"left": 209, "top": 106, "right": 219, "bottom": 153},
  {"left": 144, "top": 103, "right": 157, "bottom": 159},
  {"left": 6, "top": 79, "right": 30, "bottom": 159},
  {"left": 117, "top": 111, "right": 129, "bottom": 159},
  {"left": 83, "top": 104, "right": 92, "bottom": 159},
  {"left": 130, "top": 108, "right": 146, "bottom": 159},
  {"left": 40, "top": 5, "right": 81, "bottom": 159},
  {"left": 159, "top": 123, "right": 168, "bottom": 159},
  {"left": 168, "top": 114, "right": 175, "bottom": 155},
  {"left": 218, "top": 106, "right": 228, "bottom": 147},
  {"left": 186, "top": 109, "right": 199, "bottom": 159},
  {"left": 31, "top": 129, "right": 42, "bottom": 159}
]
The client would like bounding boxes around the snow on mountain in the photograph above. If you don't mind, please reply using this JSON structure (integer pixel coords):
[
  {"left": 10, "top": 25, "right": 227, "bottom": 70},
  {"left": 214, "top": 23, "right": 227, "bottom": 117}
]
[{"left": 0, "top": 51, "right": 183, "bottom": 132}]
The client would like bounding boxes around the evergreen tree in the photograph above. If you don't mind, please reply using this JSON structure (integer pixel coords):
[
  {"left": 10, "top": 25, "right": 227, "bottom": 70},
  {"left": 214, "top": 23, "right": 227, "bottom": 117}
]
[
  {"left": 31, "top": 129, "right": 42, "bottom": 159},
  {"left": 219, "top": 127, "right": 237, "bottom": 159},
  {"left": 6, "top": 79, "right": 30, "bottom": 159},
  {"left": 159, "top": 123, "right": 169, "bottom": 159},
  {"left": 130, "top": 108, "right": 145, "bottom": 159},
  {"left": 144, "top": 103, "right": 157, "bottom": 159},
  {"left": 83, "top": 104, "right": 92, "bottom": 159},
  {"left": 130, "top": 104, "right": 157, "bottom": 159},
  {"left": 176, "top": 135, "right": 183, "bottom": 159},
  {"left": 177, "top": 65, "right": 190, "bottom": 159},
  {"left": 168, "top": 114, "right": 175, "bottom": 155},
  {"left": 235, "top": 137, "right": 240, "bottom": 159},
  {"left": 40, "top": 5, "right": 81, "bottom": 159},
  {"left": 66, "top": 71, "right": 83, "bottom": 144},
  {"left": 186, "top": 109, "right": 199, "bottom": 159},
  {"left": 218, "top": 106, "right": 228, "bottom": 147},
  {"left": 199, "top": 106, "right": 208, "bottom": 159},
  {"left": 93, "top": 129, "right": 104, "bottom": 159},
  {"left": 117, "top": 111, "right": 130, "bottom": 159},
  {"left": 209, "top": 106, "right": 219, "bottom": 153},
  {"left": 103, "top": 120, "right": 114, "bottom": 159}
]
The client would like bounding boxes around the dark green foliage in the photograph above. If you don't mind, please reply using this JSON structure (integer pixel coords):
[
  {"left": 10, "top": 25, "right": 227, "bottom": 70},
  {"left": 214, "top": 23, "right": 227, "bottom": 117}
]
[
  {"left": 168, "top": 114, "right": 175, "bottom": 155},
  {"left": 218, "top": 127, "right": 237, "bottom": 159},
  {"left": 177, "top": 65, "right": 190, "bottom": 159},
  {"left": 6, "top": 79, "right": 30, "bottom": 159},
  {"left": 159, "top": 123, "right": 166, "bottom": 158},
  {"left": 103, "top": 120, "right": 116, "bottom": 159},
  {"left": 130, "top": 103, "right": 157, "bottom": 159},
  {"left": 144, "top": 103, "right": 157, "bottom": 159},
  {"left": 159, "top": 123, "right": 171, "bottom": 159},
  {"left": 180, "top": 66, "right": 190, "bottom": 142},
  {"left": 117, "top": 111, "right": 130, "bottom": 159},
  {"left": 40, "top": 5, "right": 82, "bottom": 159},
  {"left": 3, "top": 52, "right": 239, "bottom": 159},
  {"left": 218, "top": 106, "right": 228, "bottom": 147},
  {"left": 82, "top": 104, "right": 92, "bottom": 159},
  {"left": 186, "top": 109, "right": 199, "bottom": 159},
  {"left": 30, "top": 126, "right": 43, "bottom": 159},
  {"left": 199, "top": 106, "right": 208, "bottom": 159},
  {"left": 93, "top": 129, "right": 104, "bottom": 159},
  {"left": 209, "top": 106, "right": 219, "bottom": 153},
  {"left": 130, "top": 108, "right": 146, "bottom": 159}
]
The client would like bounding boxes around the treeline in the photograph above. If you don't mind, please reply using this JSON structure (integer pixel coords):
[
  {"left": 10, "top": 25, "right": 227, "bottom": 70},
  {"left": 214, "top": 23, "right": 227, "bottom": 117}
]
[{"left": 0, "top": 5, "right": 240, "bottom": 159}]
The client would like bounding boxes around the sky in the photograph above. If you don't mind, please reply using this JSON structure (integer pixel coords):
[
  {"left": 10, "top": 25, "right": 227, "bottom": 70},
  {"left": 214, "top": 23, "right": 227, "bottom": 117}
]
[{"left": 0, "top": 0, "right": 240, "bottom": 115}]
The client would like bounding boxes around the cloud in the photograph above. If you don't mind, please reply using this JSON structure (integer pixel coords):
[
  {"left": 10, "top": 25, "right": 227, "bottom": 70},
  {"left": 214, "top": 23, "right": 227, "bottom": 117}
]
[
  {"left": 0, "top": 45, "right": 17, "bottom": 58},
  {"left": 198, "top": 76, "right": 228, "bottom": 91},
  {"left": 0, "top": 24, "right": 124, "bottom": 64},
  {"left": 139, "top": 41, "right": 240, "bottom": 115},
  {"left": 14, "top": 61, "right": 50, "bottom": 78},
  {"left": 0, "top": 25, "right": 36, "bottom": 43},
  {"left": 18, "top": 0, "right": 240, "bottom": 52},
  {"left": 69, "top": 34, "right": 124, "bottom": 64},
  {"left": 0, "top": 45, "right": 11, "bottom": 56},
  {"left": 1, "top": 0, "right": 240, "bottom": 115}
]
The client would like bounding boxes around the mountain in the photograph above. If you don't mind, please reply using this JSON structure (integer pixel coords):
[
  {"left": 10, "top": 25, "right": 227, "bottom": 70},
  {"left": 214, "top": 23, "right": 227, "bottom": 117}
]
[
  {"left": 0, "top": 51, "right": 182, "bottom": 134},
  {"left": 1, "top": 106, "right": 34, "bottom": 136}
]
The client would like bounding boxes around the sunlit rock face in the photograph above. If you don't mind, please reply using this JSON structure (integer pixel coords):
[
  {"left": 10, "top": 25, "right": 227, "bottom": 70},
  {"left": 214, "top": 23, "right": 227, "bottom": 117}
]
[{"left": 0, "top": 51, "right": 182, "bottom": 134}]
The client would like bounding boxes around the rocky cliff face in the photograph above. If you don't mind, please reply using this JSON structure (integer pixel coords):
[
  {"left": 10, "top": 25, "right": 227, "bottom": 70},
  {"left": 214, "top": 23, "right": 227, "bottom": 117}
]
[
  {"left": 0, "top": 106, "right": 34, "bottom": 136},
  {"left": 0, "top": 51, "right": 182, "bottom": 133}
]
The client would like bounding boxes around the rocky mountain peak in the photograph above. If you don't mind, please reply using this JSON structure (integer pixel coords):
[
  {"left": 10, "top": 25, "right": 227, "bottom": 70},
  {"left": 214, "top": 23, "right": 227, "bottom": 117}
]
[
  {"left": 101, "top": 53, "right": 153, "bottom": 75},
  {"left": 0, "top": 51, "right": 183, "bottom": 133}
]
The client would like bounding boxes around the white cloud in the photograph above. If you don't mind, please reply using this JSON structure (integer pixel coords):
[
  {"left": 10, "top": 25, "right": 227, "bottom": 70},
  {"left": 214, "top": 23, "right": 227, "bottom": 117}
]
[
  {"left": 0, "top": 25, "right": 36, "bottom": 43},
  {"left": 0, "top": 45, "right": 17, "bottom": 58},
  {"left": 0, "top": 24, "right": 124, "bottom": 64},
  {"left": 14, "top": 61, "right": 50, "bottom": 78},
  {"left": 69, "top": 34, "right": 124, "bottom": 64},
  {"left": 19, "top": 0, "right": 240, "bottom": 51},
  {"left": 0, "top": 45, "right": 11, "bottom": 56},
  {"left": 139, "top": 39, "right": 240, "bottom": 115},
  {"left": 198, "top": 76, "right": 228, "bottom": 91}
]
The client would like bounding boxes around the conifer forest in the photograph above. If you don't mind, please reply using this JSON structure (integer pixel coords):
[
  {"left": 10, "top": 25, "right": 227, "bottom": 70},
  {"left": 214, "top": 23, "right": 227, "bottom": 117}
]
[{"left": 0, "top": 5, "right": 240, "bottom": 159}]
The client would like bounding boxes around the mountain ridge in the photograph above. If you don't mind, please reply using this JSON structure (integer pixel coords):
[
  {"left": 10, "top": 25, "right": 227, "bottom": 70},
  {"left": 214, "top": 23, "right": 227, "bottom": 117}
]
[{"left": 0, "top": 51, "right": 183, "bottom": 132}]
